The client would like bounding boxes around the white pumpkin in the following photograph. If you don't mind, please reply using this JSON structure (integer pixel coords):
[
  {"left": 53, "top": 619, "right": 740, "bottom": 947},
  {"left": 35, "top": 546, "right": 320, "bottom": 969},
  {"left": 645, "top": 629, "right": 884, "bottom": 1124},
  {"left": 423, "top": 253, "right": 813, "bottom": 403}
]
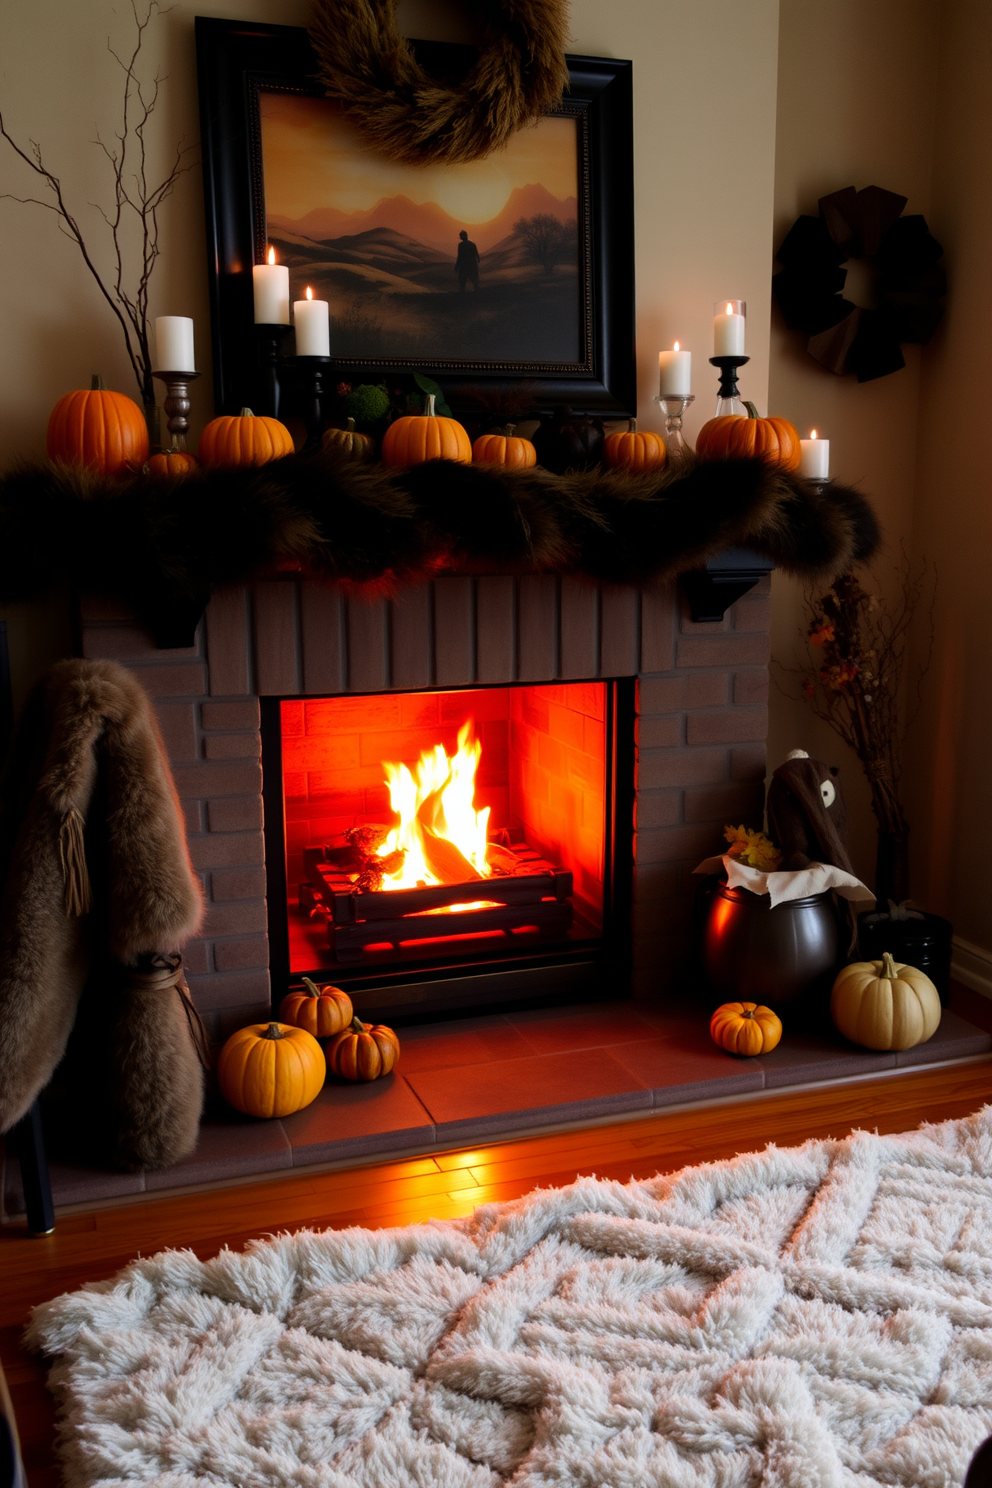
[{"left": 831, "top": 952, "right": 941, "bottom": 1051}]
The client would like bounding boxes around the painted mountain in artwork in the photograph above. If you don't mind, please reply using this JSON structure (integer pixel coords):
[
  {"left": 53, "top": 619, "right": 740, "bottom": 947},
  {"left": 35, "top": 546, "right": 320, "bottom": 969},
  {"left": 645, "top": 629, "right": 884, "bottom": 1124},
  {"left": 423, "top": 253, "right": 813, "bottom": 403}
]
[{"left": 268, "top": 182, "right": 576, "bottom": 258}]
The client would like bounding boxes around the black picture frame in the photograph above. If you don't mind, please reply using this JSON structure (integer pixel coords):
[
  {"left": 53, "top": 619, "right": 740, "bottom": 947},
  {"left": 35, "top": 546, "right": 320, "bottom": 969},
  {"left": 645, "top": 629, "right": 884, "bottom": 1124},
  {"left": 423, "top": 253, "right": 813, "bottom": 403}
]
[{"left": 195, "top": 17, "right": 635, "bottom": 417}]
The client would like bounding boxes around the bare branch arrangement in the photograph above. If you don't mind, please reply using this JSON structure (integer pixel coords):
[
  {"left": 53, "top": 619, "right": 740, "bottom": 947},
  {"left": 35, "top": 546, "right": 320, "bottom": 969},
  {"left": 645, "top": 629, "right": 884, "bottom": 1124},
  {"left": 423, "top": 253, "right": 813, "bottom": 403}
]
[
  {"left": 0, "top": 0, "right": 194, "bottom": 420},
  {"left": 795, "top": 558, "right": 935, "bottom": 902}
]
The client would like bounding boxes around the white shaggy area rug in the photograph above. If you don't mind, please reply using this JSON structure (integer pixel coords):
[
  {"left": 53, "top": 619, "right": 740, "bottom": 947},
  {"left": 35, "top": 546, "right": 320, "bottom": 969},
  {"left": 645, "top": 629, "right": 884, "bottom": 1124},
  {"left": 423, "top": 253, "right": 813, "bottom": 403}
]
[{"left": 28, "top": 1107, "right": 992, "bottom": 1488}]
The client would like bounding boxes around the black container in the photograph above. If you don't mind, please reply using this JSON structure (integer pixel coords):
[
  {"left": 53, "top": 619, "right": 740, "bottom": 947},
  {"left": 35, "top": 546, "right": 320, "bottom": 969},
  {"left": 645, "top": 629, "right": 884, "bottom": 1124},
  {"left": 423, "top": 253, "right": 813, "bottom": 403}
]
[
  {"left": 699, "top": 880, "right": 844, "bottom": 1014},
  {"left": 857, "top": 910, "right": 953, "bottom": 1005}
]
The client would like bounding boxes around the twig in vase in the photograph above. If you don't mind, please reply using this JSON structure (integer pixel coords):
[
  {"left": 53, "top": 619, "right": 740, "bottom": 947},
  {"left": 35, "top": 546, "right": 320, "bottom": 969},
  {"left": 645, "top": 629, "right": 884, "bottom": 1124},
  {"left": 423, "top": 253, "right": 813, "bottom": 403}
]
[{"left": 0, "top": 0, "right": 195, "bottom": 415}]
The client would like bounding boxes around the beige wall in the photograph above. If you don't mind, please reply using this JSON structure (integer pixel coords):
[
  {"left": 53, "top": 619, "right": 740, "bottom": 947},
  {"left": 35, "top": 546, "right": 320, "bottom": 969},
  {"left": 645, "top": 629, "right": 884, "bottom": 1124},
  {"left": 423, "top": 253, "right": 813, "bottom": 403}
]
[
  {"left": 0, "top": 0, "right": 780, "bottom": 707},
  {"left": 901, "top": 0, "right": 992, "bottom": 956},
  {"left": 767, "top": 0, "right": 938, "bottom": 887}
]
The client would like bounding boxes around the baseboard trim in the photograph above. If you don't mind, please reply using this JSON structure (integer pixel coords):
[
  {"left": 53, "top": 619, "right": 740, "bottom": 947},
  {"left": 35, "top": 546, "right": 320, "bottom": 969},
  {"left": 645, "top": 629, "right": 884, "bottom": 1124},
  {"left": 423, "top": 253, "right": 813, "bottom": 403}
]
[{"left": 952, "top": 936, "right": 992, "bottom": 1000}]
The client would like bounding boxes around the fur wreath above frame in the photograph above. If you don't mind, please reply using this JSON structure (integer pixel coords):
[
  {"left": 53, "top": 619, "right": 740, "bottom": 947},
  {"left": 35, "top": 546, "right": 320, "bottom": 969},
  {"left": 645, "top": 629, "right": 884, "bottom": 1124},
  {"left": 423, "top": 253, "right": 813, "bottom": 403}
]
[
  {"left": 308, "top": 0, "right": 571, "bottom": 165},
  {"left": 0, "top": 452, "right": 880, "bottom": 646}
]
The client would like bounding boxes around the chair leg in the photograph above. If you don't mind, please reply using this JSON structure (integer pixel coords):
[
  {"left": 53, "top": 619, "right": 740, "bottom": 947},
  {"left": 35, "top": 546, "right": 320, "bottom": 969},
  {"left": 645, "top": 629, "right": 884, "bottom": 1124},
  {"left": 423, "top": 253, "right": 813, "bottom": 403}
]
[{"left": 11, "top": 1100, "right": 54, "bottom": 1236}]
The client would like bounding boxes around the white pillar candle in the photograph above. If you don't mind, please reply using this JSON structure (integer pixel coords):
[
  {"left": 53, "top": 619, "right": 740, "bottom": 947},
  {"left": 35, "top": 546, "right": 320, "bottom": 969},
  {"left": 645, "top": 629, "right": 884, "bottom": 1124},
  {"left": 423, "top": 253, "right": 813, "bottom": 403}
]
[
  {"left": 253, "top": 247, "right": 290, "bottom": 324},
  {"left": 153, "top": 316, "right": 195, "bottom": 373},
  {"left": 713, "top": 300, "right": 746, "bottom": 356},
  {"left": 799, "top": 429, "right": 830, "bottom": 479},
  {"left": 293, "top": 286, "right": 330, "bottom": 356},
  {"left": 658, "top": 341, "right": 692, "bottom": 397}
]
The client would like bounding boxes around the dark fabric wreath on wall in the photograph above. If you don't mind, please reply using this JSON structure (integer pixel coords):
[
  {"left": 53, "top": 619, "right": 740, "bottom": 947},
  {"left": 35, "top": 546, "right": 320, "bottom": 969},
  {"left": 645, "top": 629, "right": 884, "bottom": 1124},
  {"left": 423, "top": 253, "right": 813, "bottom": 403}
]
[
  {"left": 773, "top": 186, "right": 946, "bottom": 382},
  {"left": 308, "top": 0, "right": 570, "bottom": 165}
]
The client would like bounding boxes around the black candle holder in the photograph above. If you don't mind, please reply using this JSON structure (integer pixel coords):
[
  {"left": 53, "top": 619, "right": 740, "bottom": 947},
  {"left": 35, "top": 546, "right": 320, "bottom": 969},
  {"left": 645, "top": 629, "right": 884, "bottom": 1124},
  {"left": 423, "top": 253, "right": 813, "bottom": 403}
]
[
  {"left": 293, "top": 355, "right": 333, "bottom": 448},
  {"left": 709, "top": 355, "right": 750, "bottom": 416},
  {"left": 152, "top": 370, "right": 201, "bottom": 448},
  {"left": 255, "top": 323, "right": 292, "bottom": 419}
]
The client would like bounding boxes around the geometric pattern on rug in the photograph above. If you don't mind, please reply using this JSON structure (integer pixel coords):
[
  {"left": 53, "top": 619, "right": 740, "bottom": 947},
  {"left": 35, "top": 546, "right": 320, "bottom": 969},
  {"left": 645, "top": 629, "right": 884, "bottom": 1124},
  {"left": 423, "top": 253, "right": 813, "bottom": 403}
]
[{"left": 27, "top": 1107, "right": 992, "bottom": 1488}]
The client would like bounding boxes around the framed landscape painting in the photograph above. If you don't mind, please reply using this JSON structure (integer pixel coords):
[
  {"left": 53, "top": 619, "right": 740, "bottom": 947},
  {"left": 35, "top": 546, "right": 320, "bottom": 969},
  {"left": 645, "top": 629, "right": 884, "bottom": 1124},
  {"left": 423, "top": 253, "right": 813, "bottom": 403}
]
[{"left": 197, "top": 19, "right": 634, "bottom": 415}]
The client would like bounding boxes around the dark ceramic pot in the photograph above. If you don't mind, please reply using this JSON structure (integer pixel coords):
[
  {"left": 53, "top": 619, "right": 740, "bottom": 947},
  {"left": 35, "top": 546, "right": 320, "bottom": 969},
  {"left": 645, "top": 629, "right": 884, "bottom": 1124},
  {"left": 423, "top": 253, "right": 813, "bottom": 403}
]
[
  {"left": 857, "top": 909, "right": 953, "bottom": 1005},
  {"left": 700, "top": 880, "right": 843, "bottom": 1011}
]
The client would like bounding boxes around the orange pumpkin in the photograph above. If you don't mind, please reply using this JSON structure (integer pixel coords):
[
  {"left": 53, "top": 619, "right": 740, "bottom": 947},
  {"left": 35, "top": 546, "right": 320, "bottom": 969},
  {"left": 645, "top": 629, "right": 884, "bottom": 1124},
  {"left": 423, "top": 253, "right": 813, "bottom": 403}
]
[
  {"left": 695, "top": 401, "right": 801, "bottom": 470},
  {"left": 144, "top": 448, "right": 198, "bottom": 477},
  {"left": 199, "top": 407, "right": 294, "bottom": 467},
  {"left": 46, "top": 374, "right": 149, "bottom": 476},
  {"left": 217, "top": 1021, "right": 325, "bottom": 1118},
  {"left": 279, "top": 977, "right": 354, "bottom": 1039},
  {"left": 381, "top": 394, "right": 471, "bottom": 468},
  {"left": 472, "top": 423, "right": 537, "bottom": 469},
  {"left": 326, "top": 1016, "right": 400, "bottom": 1082},
  {"left": 322, "top": 417, "right": 374, "bottom": 462},
  {"left": 709, "top": 1001, "right": 783, "bottom": 1057},
  {"left": 602, "top": 418, "right": 667, "bottom": 473}
]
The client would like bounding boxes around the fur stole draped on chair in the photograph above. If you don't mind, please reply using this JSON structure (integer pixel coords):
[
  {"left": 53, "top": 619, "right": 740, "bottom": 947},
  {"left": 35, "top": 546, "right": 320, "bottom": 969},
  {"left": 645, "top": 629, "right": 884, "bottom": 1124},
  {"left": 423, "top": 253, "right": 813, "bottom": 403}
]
[{"left": 0, "top": 660, "right": 205, "bottom": 1169}]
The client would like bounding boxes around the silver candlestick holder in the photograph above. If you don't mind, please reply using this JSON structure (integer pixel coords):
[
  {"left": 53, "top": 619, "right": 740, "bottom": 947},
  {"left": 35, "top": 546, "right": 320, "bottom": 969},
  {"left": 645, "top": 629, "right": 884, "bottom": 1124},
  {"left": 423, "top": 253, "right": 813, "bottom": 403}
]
[
  {"left": 152, "top": 370, "right": 200, "bottom": 450},
  {"left": 655, "top": 393, "right": 695, "bottom": 462}
]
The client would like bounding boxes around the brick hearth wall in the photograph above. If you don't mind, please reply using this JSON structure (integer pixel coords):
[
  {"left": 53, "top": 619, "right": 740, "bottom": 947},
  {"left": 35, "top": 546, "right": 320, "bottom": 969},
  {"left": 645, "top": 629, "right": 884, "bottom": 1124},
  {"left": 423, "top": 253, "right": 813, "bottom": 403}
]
[{"left": 80, "top": 573, "right": 769, "bottom": 1041}]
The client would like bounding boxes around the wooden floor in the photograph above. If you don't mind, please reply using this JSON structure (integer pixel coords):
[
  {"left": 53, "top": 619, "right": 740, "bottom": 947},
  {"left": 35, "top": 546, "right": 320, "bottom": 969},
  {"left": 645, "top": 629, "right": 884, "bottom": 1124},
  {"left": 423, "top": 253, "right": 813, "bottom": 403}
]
[{"left": 4, "top": 1058, "right": 992, "bottom": 1486}]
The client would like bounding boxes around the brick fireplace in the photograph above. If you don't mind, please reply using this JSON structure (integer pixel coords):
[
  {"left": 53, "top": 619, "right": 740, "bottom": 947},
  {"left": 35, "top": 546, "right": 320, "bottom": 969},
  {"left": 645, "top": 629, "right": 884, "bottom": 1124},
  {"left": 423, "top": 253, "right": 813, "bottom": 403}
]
[{"left": 80, "top": 572, "right": 771, "bottom": 1042}]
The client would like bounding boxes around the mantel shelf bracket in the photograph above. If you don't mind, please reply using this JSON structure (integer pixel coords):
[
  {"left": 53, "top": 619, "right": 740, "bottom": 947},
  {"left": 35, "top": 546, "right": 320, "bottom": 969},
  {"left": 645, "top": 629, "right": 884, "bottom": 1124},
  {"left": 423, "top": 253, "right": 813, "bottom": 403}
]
[{"left": 680, "top": 548, "right": 774, "bottom": 623}]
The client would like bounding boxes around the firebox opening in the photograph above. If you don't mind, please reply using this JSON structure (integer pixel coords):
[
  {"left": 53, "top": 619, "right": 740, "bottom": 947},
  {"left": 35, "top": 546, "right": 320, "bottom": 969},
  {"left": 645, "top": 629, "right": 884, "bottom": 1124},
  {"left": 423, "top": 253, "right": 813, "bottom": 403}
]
[{"left": 263, "top": 680, "right": 633, "bottom": 1013}]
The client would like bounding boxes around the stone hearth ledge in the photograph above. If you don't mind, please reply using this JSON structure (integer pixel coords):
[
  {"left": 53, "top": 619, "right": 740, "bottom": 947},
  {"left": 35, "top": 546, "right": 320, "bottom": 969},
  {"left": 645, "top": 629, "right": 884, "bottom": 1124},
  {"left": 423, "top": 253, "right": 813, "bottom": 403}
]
[{"left": 3, "top": 999, "right": 989, "bottom": 1218}]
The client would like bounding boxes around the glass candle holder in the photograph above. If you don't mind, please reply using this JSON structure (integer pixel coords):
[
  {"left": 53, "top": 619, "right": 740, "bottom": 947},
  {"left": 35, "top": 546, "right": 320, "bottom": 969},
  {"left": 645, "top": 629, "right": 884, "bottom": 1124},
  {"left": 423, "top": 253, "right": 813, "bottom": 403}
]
[
  {"left": 713, "top": 299, "right": 746, "bottom": 356},
  {"left": 654, "top": 393, "right": 695, "bottom": 462}
]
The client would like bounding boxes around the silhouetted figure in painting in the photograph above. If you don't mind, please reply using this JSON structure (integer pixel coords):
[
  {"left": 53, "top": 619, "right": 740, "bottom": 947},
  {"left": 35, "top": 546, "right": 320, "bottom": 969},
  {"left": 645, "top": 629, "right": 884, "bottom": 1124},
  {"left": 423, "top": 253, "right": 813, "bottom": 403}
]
[{"left": 455, "top": 230, "right": 480, "bottom": 292}]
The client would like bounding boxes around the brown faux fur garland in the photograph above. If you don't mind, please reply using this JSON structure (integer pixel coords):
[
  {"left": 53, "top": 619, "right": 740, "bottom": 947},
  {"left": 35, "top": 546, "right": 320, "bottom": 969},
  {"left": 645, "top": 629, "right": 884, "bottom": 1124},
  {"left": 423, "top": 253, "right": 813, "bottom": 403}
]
[
  {"left": 0, "top": 660, "right": 205, "bottom": 1169},
  {"left": 0, "top": 451, "right": 880, "bottom": 646},
  {"left": 308, "top": 0, "right": 571, "bottom": 165}
]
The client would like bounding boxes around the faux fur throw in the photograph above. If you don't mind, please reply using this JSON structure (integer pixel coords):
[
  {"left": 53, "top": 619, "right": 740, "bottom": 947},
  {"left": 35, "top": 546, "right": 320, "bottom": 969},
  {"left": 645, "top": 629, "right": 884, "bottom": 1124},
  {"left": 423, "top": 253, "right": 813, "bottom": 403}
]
[
  {"left": 27, "top": 1105, "right": 992, "bottom": 1486},
  {"left": 0, "top": 452, "right": 881, "bottom": 645},
  {"left": 0, "top": 660, "right": 204, "bottom": 1169}
]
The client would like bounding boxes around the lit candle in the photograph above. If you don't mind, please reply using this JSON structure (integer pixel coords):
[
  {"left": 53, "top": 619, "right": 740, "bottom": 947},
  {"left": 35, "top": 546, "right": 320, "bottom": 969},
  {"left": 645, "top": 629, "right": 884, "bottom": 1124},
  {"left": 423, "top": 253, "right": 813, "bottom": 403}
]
[
  {"left": 658, "top": 341, "right": 692, "bottom": 397},
  {"left": 253, "top": 246, "right": 290, "bottom": 325},
  {"left": 799, "top": 429, "right": 830, "bottom": 479},
  {"left": 714, "top": 299, "right": 746, "bottom": 356},
  {"left": 293, "top": 285, "right": 330, "bottom": 357},
  {"left": 153, "top": 316, "right": 195, "bottom": 373}
]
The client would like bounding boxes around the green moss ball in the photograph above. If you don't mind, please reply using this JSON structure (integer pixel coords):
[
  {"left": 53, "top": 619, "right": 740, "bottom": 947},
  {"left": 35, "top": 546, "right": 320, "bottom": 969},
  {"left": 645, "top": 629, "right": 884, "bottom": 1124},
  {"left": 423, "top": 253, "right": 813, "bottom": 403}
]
[{"left": 343, "top": 385, "right": 390, "bottom": 424}]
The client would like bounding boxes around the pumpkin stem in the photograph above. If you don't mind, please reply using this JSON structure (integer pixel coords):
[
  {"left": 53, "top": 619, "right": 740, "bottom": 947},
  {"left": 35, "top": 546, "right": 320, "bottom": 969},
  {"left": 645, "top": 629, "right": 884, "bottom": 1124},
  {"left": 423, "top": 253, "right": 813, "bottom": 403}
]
[
  {"left": 239, "top": 407, "right": 255, "bottom": 418},
  {"left": 742, "top": 1009, "right": 754, "bottom": 1019},
  {"left": 424, "top": 394, "right": 436, "bottom": 418},
  {"left": 91, "top": 373, "right": 106, "bottom": 391},
  {"left": 345, "top": 417, "right": 356, "bottom": 431},
  {"left": 301, "top": 977, "right": 322, "bottom": 999},
  {"left": 743, "top": 401, "right": 761, "bottom": 419},
  {"left": 351, "top": 1017, "right": 368, "bottom": 1033},
  {"left": 262, "top": 1022, "right": 286, "bottom": 1040},
  {"left": 880, "top": 951, "right": 899, "bottom": 980},
  {"left": 504, "top": 423, "right": 516, "bottom": 437},
  {"left": 628, "top": 417, "right": 637, "bottom": 432}
]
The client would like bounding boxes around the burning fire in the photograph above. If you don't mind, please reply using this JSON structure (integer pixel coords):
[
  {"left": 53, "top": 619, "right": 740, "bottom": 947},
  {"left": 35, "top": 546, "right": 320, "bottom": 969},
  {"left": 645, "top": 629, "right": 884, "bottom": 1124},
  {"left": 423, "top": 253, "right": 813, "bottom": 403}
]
[{"left": 375, "top": 722, "right": 492, "bottom": 891}]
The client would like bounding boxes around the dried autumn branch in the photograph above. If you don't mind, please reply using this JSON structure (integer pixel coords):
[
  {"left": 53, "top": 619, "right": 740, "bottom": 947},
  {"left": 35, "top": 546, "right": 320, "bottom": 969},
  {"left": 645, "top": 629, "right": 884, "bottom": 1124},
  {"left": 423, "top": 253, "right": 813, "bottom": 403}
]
[
  {"left": 0, "top": 0, "right": 194, "bottom": 411},
  {"left": 781, "top": 554, "right": 935, "bottom": 900}
]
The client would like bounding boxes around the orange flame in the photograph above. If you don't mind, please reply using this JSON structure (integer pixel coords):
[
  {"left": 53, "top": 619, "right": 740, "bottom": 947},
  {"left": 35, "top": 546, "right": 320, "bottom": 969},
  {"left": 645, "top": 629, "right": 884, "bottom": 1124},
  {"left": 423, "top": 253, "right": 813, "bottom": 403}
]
[
  {"left": 267, "top": 246, "right": 276, "bottom": 266},
  {"left": 673, "top": 340, "right": 680, "bottom": 351},
  {"left": 376, "top": 723, "right": 491, "bottom": 890},
  {"left": 306, "top": 285, "right": 314, "bottom": 300}
]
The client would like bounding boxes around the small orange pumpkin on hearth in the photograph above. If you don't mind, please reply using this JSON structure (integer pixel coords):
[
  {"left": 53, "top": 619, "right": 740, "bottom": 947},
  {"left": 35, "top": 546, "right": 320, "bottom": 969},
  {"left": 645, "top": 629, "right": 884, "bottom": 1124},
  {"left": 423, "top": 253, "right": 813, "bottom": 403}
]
[
  {"left": 709, "top": 1001, "right": 782, "bottom": 1056},
  {"left": 472, "top": 423, "right": 537, "bottom": 469},
  {"left": 217, "top": 1021, "right": 325, "bottom": 1118},
  {"left": 279, "top": 977, "right": 354, "bottom": 1040},
  {"left": 695, "top": 401, "right": 801, "bottom": 471},
  {"left": 602, "top": 418, "right": 667, "bottom": 473},
  {"left": 381, "top": 394, "right": 471, "bottom": 468},
  {"left": 326, "top": 1016, "right": 400, "bottom": 1082},
  {"left": 198, "top": 407, "right": 294, "bottom": 467},
  {"left": 46, "top": 374, "right": 149, "bottom": 476}
]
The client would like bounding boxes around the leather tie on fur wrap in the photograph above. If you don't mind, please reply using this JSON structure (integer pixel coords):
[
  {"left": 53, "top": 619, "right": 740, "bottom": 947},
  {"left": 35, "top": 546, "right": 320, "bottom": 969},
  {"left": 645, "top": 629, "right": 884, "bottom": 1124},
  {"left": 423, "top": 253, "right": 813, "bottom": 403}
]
[
  {"left": 0, "top": 453, "right": 882, "bottom": 646},
  {"left": 0, "top": 660, "right": 205, "bottom": 1170},
  {"left": 308, "top": 0, "right": 571, "bottom": 166}
]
